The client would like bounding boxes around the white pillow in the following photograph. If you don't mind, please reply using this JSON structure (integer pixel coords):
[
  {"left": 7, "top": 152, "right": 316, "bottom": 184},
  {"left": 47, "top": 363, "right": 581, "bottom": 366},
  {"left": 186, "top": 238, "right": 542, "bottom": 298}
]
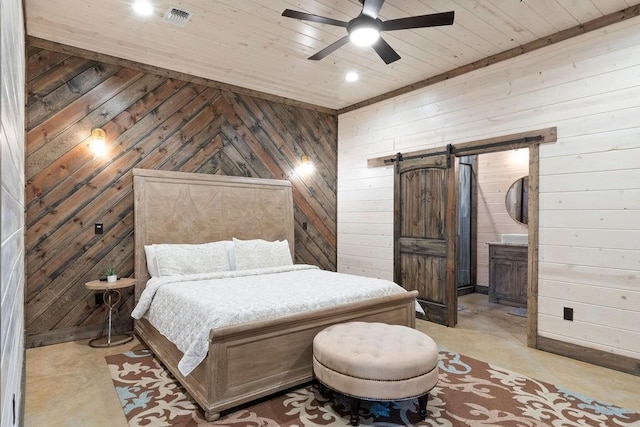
[
  {"left": 153, "top": 241, "right": 231, "bottom": 277},
  {"left": 144, "top": 245, "right": 160, "bottom": 277},
  {"left": 232, "top": 238, "right": 293, "bottom": 270}
]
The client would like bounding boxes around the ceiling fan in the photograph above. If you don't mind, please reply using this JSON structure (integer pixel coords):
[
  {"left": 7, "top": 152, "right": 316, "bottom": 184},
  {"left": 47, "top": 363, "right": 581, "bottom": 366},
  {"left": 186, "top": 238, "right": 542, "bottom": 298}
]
[{"left": 282, "top": 0, "right": 454, "bottom": 64}]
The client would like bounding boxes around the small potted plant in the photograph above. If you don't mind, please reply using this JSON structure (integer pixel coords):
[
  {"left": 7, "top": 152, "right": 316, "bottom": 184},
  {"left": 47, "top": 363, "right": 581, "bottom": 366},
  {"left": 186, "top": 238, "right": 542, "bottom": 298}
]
[{"left": 105, "top": 266, "right": 117, "bottom": 283}]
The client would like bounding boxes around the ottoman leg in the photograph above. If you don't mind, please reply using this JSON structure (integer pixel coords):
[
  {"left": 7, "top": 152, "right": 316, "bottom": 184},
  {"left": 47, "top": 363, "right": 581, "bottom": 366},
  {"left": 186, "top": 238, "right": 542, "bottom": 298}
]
[
  {"left": 418, "top": 393, "right": 429, "bottom": 420},
  {"left": 316, "top": 382, "right": 329, "bottom": 398},
  {"left": 349, "top": 396, "right": 361, "bottom": 426}
]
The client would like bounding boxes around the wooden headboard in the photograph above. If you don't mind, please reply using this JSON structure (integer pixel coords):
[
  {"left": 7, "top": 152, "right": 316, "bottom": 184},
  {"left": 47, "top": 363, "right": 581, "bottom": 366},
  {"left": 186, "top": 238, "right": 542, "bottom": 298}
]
[{"left": 133, "top": 169, "right": 295, "bottom": 300}]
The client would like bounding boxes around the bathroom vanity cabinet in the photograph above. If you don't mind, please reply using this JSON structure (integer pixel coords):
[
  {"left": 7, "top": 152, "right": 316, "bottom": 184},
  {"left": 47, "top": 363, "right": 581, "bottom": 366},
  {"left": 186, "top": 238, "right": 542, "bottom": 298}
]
[{"left": 488, "top": 243, "right": 527, "bottom": 307}]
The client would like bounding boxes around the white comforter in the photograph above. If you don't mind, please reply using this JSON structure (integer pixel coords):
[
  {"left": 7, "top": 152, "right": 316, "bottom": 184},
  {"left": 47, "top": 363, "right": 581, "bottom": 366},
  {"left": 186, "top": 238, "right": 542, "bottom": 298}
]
[{"left": 132, "top": 265, "right": 414, "bottom": 376}]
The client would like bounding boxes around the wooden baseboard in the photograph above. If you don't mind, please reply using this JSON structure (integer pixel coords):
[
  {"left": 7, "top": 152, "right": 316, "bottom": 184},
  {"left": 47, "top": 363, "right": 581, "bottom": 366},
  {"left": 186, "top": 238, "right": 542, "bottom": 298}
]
[
  {"left": 457, "top": 286, "right": 475, "bottom": 296},
  {"left": 475, "top": 285, "right": 488, "bottom": 295},
  {"left": 537, "top": 336, "right": 640, "bottom": 376},
  {"left": 26, "top": 319, "right": 133, "bottom": 348}
]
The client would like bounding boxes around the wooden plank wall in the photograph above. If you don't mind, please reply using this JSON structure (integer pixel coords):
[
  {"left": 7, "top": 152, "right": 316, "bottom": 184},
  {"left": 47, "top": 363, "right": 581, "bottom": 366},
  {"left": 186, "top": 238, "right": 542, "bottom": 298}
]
[
  {"left": 338, "top": 17, "right": 640, "bottom": 364},
  {"left": 25, "top": 45, "right": 337, "bottom": 347},
  {"left": 476, "top": 150, "right": 529, "bottom": 290}
]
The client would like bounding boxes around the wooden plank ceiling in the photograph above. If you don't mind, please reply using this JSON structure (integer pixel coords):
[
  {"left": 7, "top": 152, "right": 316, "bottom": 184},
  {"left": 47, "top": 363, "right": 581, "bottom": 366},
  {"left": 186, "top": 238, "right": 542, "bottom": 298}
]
[{"left": 24, "top": 0, "right": 640, "bottom": 110}]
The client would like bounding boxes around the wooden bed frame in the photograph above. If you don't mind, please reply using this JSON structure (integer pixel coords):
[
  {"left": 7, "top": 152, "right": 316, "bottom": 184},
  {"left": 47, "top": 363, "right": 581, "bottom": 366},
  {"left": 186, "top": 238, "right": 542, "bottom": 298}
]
[{"left": 132, "top": 168, "right": 418, "bottom": 421}]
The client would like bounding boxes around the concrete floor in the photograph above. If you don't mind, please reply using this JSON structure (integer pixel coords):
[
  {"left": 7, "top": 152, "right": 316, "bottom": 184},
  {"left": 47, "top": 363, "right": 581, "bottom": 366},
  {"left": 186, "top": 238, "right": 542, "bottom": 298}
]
[
  {"left": 25, "top": 293, "right": 640, "bottom": 426},
  {"left": 416, "top": 293, "right": 640, "bottom": 412}
]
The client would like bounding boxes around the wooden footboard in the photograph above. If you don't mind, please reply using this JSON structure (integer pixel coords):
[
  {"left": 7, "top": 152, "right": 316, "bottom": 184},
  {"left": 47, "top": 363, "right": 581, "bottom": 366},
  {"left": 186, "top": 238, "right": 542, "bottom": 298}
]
[{"left": 135, "top": 290, "right": 418, "bottom": 421}]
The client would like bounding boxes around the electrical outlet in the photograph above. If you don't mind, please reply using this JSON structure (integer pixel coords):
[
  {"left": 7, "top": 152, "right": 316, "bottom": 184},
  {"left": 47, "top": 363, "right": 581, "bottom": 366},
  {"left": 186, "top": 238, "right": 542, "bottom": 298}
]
[
  {"left": 563, "top": 307, "right": 573, "bottom": 321},
  {"left": 94, "top": 223, "right": 104, "bottom": 234},
  {"left": 302, "top": 222, "right": 308, "bottom": 230},
  {"left": 95, "top": 292, "right": 104, "bottom": 305}
]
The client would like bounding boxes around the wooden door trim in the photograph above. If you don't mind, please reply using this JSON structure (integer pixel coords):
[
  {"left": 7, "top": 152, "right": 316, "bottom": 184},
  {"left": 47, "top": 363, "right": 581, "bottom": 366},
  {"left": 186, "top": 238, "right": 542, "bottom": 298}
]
[
  {"left": 379, "top": 127, "right": 557, "bottom": 348},
  {"left": 393, "top": 154, "right": 402, "bottom": 284},
  {"left": 445, "top": 152, "right": 458, "bottom": 326},
  {"left": 527, "top": 144, "right": 540, "bottom": 348},
  {"left": 367, "top": 127, "right": 556, "bottom": 168}
]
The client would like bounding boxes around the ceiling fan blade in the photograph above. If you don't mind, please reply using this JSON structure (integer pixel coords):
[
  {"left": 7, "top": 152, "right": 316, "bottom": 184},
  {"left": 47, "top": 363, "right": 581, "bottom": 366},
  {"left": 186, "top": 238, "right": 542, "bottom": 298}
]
[
  {"left": 309, "top": 36, "right": 350, "bottom": 60},
  {"left": 372, "top": 37, "right": 401, "bottom": 64},
  {"left": 282, "top": 9, "right": 348, "bottom": 27},
  {"left": 361, "top": 0, "right": 385, "bottom": 19},
  {"left": 381, "top": 11, "right": 454, "bottom": 31}
]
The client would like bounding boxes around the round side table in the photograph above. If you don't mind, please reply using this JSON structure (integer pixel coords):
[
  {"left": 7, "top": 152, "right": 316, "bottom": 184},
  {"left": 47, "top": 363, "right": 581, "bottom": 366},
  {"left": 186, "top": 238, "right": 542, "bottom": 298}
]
[{"left": 85, "top": 277, "right": 136, "bottom": 348}]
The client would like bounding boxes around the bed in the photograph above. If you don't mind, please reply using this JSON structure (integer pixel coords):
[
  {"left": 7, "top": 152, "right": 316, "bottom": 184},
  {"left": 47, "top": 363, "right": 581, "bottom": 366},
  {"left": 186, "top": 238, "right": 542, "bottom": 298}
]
[{"left": 132, "top": 168, "right": 418, "bottom": 421}]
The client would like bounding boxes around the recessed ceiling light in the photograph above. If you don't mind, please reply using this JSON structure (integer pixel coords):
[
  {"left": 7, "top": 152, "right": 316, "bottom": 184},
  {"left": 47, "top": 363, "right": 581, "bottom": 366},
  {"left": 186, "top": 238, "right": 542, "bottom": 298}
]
[
  {"left": 132, "top": 0, "right": 154, "bottom": 17},
  {"left": 345, "top": 72, "right": 359, "bottom": 82}
]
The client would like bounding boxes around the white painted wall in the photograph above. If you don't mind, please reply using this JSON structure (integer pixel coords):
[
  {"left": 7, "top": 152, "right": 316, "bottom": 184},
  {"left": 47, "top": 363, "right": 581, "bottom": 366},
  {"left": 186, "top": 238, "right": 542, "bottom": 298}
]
[
  {"left": 338, "top": 16, "right": 640, "bottom": 360},
  {"left": 1, "top": 0, "right": 26, "bottom": 425},
  {"left": 476, "top": 150, "right": 529, "bottom": 288}
]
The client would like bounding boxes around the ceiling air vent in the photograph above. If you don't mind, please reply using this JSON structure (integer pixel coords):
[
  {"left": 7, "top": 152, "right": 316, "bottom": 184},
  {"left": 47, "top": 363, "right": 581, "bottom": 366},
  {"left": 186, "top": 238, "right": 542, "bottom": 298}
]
[{"left": 163, "top": 6, "right": 193, "bottom": 27}]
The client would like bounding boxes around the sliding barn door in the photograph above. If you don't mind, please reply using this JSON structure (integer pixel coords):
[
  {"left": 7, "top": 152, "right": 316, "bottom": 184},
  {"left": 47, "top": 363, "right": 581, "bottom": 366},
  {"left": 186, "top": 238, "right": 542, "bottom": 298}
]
[{"left": 394, "top": 153, "right": 457, "bottom": 326}]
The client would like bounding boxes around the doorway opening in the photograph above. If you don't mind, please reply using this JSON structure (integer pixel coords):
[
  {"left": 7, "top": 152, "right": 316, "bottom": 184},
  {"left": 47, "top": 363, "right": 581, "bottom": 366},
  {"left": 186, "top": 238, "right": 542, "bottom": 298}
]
[
  {"left": 456, "top": 150, "right": 530, "bottom": 342},
  {"left": 377, "top": 127, "right": 557, "bottom": 348}
]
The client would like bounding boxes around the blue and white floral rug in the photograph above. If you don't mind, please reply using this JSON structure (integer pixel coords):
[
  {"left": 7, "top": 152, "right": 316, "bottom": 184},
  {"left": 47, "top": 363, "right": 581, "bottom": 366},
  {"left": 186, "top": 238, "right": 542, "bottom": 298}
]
[{"left": 106, "top": 348, "right": 639, "bottom": 426}]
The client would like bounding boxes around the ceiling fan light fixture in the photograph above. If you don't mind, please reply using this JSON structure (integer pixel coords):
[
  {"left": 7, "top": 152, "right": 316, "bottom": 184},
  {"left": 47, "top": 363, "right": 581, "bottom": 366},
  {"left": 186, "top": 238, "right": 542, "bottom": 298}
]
[
  {"left": 347, "top": 15, "right": 381, "bottom": 47},
  {"left": 349, "top": 26, "right": 380, "bottom": 47}
]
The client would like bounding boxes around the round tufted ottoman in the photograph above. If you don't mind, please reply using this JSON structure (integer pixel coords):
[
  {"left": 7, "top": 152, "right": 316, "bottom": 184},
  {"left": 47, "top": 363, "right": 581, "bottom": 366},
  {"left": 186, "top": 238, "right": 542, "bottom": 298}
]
[{"left": 313, "top": 322, "right": 439, "bottom": 426}]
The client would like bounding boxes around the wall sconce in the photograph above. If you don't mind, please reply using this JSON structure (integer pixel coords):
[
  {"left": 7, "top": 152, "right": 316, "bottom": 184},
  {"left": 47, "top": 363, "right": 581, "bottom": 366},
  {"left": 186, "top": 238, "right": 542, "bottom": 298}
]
[
  {"left": 297, "top": 155, "right": 314, "bottom": 175},
  {"left": 90, "top": 128, "right": 107, "bottom": 157}
]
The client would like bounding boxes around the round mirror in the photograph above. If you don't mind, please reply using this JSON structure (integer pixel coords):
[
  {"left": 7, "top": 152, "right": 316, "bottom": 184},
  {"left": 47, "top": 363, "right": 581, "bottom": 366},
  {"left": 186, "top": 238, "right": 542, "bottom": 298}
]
[{"left": 506, "top": 176, "right": 529, "bottom": 225}]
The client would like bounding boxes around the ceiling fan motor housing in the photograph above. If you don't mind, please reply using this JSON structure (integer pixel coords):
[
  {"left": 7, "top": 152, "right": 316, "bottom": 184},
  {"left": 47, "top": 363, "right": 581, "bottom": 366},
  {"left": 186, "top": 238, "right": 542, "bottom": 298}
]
[{"left": 347, "top": 15, "right": 382, "bottom": 35}]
